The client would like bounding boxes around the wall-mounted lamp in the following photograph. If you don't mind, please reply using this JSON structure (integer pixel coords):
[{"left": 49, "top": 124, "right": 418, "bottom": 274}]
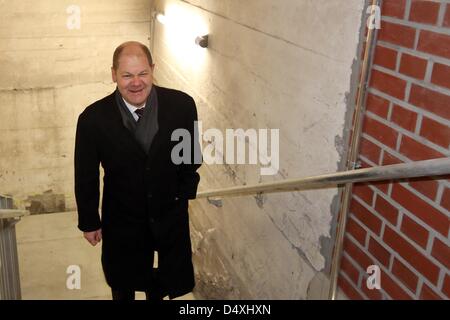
[
  {"left": 195, "top": 35, "right": 209, "bottom": 48},
  {"left": 153, "top": 10, "right": 209, "bottom": 51}
]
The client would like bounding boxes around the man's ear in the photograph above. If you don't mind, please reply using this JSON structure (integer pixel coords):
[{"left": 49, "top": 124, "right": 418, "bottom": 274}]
[
  {"left": 150, "top": 64, "right": 155, "bottom": 72},
  {"left": 111, "top": 67, "right": 117, "bottom": 83}
]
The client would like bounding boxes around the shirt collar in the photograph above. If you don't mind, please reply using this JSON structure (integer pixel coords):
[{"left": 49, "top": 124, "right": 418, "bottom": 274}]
[{"left": 122, "top": 98, "right": 146, "bottom": 114}]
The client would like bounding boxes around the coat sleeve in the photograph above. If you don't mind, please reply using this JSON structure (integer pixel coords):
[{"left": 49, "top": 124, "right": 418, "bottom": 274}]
[
  {"left": 177, "top": 96, "right": 202, "bottom": 200},
  {"left": 74, "top": 111, "right": 102, "bottom": 232}
]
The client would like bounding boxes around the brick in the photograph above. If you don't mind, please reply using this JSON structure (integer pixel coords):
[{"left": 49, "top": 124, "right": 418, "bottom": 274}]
[
  {"left": 443, "top": 274, "right": 450, "bottom": 298},
  {"left": 431, "top": 63, "right": 450, "bottom": 90},
  {"left": 366, "top": 93, "right": 390, "bottom": 119},
  {"left": 399, "top": 53, "right": 428, "bottom": 80},
  {"left": 374, "top": 46, "right": 398, "bottom": 70},
  {"left": 444, "top": 4, "right": 450, "bottom": 28},
  {"left": 361, "top": 277, "right": 384, "bottom": 300},
  {"left": 409, "top": 84, "right": 450, "bottom": 120},
  {"left": 382, "top": 151, "right": 402, "bottom": 166},
  {"left": 392, "top": 258, "right": 419, "bottom": 292},
  {"left": 363, "top": 116, "right": 399, "bottom": 149},
  {"left": 372, "top": 181, "right": 390, "bottom": 195},
  {"left": 378, "top": 21, "right": 416, "bottom": 48},
  {"left": 359, "top": 137, "right": 381, "bottom": 164},
  {"left": 368, "top": 237, "right": 391, "bottom": 267},
  {"left": 375, "top": 194, "right": 399, "bottom": 225},
  {"left": 399, "top": 135, "right": 445, "bottom": 161},
  {"left": 350, "top": 200, "right": 383, "bottom": 235},
  {"left": 338, "top": 274, "right": 364, "bottom": 300},
  {"left": 431, "top": 238, "right": 450, "bottom": 269},
  {"left": 381, "top": 269, "right": 414, "bottom": 299},
  {"left": 353, "top": 183, "right": 374, "bottom": 205},
  {"left": 400, "top": 214, "right": 429, "bottom": 249},
  {"left": 370, "top": 69, "right": 407, "bottom": 100},
  {"left": 441, "top": 188, "right": 450, "bottom": 212},
  {"left": 383, "top": 225, "right": 440, "bottom": 284},
  {"left": 382, "top": 0, "right": 406, "bottom": 19},
  {"left": 417, "top": 30, "right": 450, "bottom": 60},
  {"left": 359, "top": 159, "right": 372, "bottom": 169},
  {"left": 408, "top": 178, "right": 438, "bottom": 201},
  {"left": 409, "top": 0, "right": 440, "bottom": 25},
  {"left": 344, "top": 236, "right": 374, "bottom": 270},
  {"left": 346, "top": 216, "right": 367, "bottom": 246},
  {"left": 391, "top": 104, "right": 418, "bottom": 132},
  {"left": 392, "top": 183, "right": 449, "bottom": 236},
  {"left": 420, "top": 117, "right": 450, "bottom": 148},
  {"left": 420, "top": 284, "right": 442, "bottom": 300},
  {"left": 341, "top": 255, "right": 360, "bottom": 284}
]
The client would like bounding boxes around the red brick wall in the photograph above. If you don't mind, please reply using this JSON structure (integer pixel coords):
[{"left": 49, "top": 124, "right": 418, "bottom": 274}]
[{"left": 339, "top": 0, "right": 450, "bottom": 300}]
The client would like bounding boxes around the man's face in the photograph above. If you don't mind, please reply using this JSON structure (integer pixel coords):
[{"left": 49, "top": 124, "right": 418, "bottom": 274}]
[{"left": 112, "top": 52, "right": 154, "bottom": 107}]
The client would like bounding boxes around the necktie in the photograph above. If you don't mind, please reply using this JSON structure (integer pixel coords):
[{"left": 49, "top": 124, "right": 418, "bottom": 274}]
[{"left": 135, "top": 108, "right": 145, "bottom": 122}]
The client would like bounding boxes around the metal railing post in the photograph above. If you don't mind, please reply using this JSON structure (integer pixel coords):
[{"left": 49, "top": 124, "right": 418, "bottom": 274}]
[
  {"left": 0, "top": 195, "right": 29, "bottom": 300},
  {"left": 328, "top": 0, "right": 381, "bottom": 299}
]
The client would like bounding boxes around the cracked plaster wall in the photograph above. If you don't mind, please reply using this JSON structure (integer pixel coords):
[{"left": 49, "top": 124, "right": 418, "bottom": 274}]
[{"left": 151, "top": 0, "right": 365, "bottom": 299}]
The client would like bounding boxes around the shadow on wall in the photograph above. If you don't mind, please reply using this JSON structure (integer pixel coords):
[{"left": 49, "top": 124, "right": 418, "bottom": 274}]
[{"left": 25, "top": 190, "right": 66, "bottom": 215}]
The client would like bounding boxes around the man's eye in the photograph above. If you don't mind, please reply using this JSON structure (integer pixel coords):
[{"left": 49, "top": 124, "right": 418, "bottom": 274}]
[{"left": 123, "top": 75, "right": 131, "bottom": 78}]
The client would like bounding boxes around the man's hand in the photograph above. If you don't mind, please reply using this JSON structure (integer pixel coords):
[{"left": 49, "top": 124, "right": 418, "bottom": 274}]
[{"left": 84, "top": 229, "right": 102, "bottom": 246}]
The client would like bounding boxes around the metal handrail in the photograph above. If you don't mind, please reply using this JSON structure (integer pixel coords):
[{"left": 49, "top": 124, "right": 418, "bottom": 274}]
[
  {"left": 0, "top": 205, "right": 28, "bottom": 300},
  {"left": 0, "top": 210, "right": 29, "bottom": 220},
  {"left": 195, "top": 157, "right": 450, "bottom": 299},
  {"left": 197, "top": 158, "right": 450, "bottom": 199}
]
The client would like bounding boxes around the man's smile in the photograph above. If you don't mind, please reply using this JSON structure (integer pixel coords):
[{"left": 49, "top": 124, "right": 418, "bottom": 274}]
[{"left": 129, "top": 88, "right": 144, "bottom": 94}]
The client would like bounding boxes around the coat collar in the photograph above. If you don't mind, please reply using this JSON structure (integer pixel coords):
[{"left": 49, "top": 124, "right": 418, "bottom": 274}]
[{"left": 101, "top": 85, "right": 168, "bottom": 161}]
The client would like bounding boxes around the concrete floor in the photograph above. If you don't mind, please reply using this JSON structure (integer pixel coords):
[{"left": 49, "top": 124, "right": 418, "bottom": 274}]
[{"left": 15, "top": 211, "right": 195, "bottom": 300}]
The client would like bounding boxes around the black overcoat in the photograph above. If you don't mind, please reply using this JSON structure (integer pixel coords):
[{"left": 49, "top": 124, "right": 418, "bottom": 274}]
[{"left": 74, "top": 86, "right": 201, "bottom": 298}]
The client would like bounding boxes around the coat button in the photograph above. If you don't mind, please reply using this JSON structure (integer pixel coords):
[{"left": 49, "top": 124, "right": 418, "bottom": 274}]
[{"left": 147, "top": 193, "right": 152, "bottom": 198}]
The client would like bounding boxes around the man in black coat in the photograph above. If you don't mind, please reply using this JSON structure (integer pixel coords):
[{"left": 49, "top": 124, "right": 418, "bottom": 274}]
[{"left": 74, "top": 41, "right": 201, "bottom": 300}]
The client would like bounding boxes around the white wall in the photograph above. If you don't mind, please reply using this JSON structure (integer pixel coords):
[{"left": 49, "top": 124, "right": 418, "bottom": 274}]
[
  {"left": 0, "top": 0, "right": 151, "bottom": 210},
  {"left": 151, "top": 0, "right": 364, "bottom": 299}
]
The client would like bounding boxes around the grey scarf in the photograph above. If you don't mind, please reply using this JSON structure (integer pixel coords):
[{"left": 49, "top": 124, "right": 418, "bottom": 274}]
[{"left": 114, "top": 87, "right": 159, "bottom": 154}]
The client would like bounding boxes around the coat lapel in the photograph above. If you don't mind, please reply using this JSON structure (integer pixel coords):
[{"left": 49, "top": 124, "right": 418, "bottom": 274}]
[
  {"left": 146, "top": 86, "right": 166, "bottom": 162},
  {"left": 101, "top": 93, "right": 147, "bottom": 159},
  {"left": 100, "top": 87, "right": 168, "bottom": 163}
]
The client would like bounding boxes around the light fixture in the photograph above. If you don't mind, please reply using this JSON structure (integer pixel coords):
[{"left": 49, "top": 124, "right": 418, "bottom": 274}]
[
  {"left": 195, "top": 34, "right": 208, "bottom": 48},
  {"left": 153, "top": 8, "right": 209, "bottom": 52}
]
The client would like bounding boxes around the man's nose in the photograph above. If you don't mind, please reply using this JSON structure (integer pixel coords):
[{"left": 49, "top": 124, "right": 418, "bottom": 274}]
[{"left": 130, "top": 76, "right": 141, "bottom": 86}]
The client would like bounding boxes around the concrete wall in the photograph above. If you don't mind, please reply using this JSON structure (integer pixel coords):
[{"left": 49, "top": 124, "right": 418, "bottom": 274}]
[
  {"left": 0, "top": 0, "right": 151, "bottom": 211},
  {"left": 150, "top": 0, "right": 365, "bottom": 298}
]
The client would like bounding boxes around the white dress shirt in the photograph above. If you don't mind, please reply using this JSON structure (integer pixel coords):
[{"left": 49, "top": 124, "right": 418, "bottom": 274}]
[{"left": 122, "top": 98, "right": 146, "bottom": 122}]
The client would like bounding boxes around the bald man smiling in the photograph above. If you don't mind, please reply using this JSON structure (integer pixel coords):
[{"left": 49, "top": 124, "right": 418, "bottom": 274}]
[{"left": 75, "top": 41, "right": 201, "bottom": 300}]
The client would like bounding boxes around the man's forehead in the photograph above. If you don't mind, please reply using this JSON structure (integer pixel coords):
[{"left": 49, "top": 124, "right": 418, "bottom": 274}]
[
  {"left": 113, "top": 42, "right": 153, "bottom": 70},
  {"left": 118, "top": 53, "right": 151, "bottom": 67},
  {"left": 120, "top": 52, "right": 147, "bottom": 60}
]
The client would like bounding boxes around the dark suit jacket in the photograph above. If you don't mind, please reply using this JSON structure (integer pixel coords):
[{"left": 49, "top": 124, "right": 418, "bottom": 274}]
[{"left": 74, "top": 86, "right": 201, "bottom": 298}]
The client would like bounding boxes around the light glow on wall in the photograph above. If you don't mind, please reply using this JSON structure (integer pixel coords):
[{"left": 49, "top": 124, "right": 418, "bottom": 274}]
[
  {"left": 156, "top": 12, "right": 168, "bottom": 25},
  {"left": 154, "top": 4, "right": 209, "bottom": 70}
]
